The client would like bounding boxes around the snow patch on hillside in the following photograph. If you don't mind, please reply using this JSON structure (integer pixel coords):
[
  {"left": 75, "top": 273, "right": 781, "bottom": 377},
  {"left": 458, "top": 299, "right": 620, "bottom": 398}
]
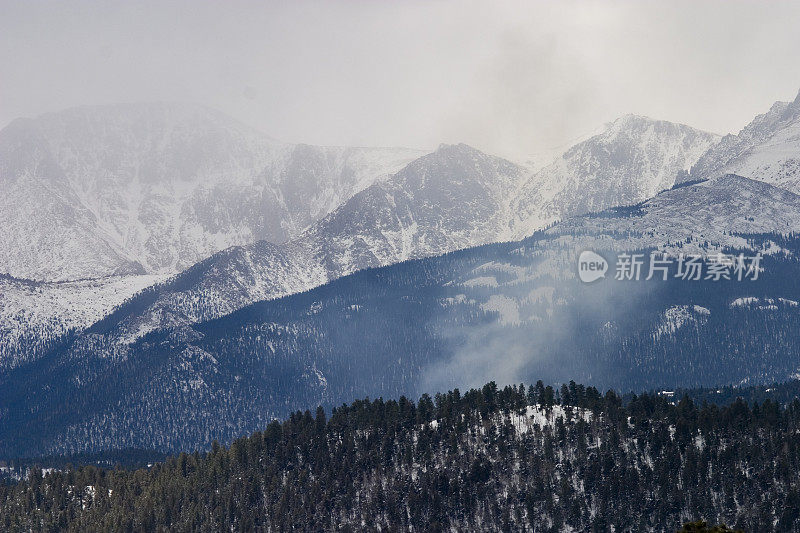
[{"left": 0, "top": 274, "right": 166, "bottom": 368}]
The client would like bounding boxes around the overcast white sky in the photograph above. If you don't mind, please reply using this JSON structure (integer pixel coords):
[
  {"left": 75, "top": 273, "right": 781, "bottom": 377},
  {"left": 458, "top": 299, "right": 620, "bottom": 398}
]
[{"left": 2, "top": 0, "right": 800, "bottom": 159}]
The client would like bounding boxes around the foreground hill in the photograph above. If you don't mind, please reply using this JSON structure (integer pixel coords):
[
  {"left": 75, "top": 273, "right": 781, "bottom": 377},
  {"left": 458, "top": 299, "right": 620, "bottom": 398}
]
[{"left": 0, "top": 381, "right": 795, "bottom": 531}]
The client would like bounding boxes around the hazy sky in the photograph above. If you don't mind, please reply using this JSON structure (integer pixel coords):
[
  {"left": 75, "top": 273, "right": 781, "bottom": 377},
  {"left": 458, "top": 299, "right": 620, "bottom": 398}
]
[{"left": 2, "top": 0, "right": 800, "bottom": 159}]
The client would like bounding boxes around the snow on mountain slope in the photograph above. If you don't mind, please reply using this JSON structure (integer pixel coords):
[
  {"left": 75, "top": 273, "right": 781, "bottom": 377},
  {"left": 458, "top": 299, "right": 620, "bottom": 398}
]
[
  {"left": 0, "top": 103, "right": 423, "bottom": 281},
  {"left": 0, "top": 172, "right": 145, "bottom": 281},
  {"left": 459, "top": 174, "right": 800, "bottom": 308},
  {"left": 12, "top": 176, "right": 800, "bottom": 455},
  {"left": 88, "top": 144, "right": 527, "bottom": 340},
  {"left": 304, "top": 144, "right": 524, "bottom": 275},
  {"left": 78, "top": 126, "right": 727, "bottom": 343},
  {"left": 0, "top": 104, "right": 422, "bottom": 368},
  {"left": 686, "top": 89, "right": 800, "bottom": 192},
  {"left": 510, "top": 115, "right": 720, "bottom": 238},
  {"left": 104, "top": 240, "right": 328, "bottom": 344},
  {"left": 0, "top": 274, "right": 165, "bottom": 369}
]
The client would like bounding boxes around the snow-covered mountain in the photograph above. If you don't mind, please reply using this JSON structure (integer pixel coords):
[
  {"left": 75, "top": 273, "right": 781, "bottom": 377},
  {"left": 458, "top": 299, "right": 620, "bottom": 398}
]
[
  {"left": 84, "top": 159, "right": 778, "bottom": 348},
  {"left": 683, "top": 89, "right": 800, "bottom": 191},
  {"left": 0, "top": 105, "right": 720, "bottom": 284},
  {"left": 549, "top": 174, "right": 800, "bottom": 253},
  {"left": 306, "top": 144, "right": 525, "bottom": 274},
  {"left": 0, "top": 103, "right": 424, "bottom": 368},
  {"left": 15, "top": 118, "right": 720, "bottom": 345},
  {"left": 0, "top": 107, "right": 723, "bottom": 365},
  {"left": 510, "top": 114, "right": 721, "bottom": 237},
  {"left": 0, "top": 103, "right": 424, "bottom": 281},
  {"left": 86, "top": 144, "right": 527, "bottom": 340},
  {"left": 11, "top": 94, "right": 800, "bottom": 455}
]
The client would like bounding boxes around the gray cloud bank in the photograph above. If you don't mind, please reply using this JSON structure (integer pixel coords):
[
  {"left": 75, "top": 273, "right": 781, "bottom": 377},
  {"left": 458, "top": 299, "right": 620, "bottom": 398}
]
[{"left": 2, "top": 0, "right": 800, "bottom": 159}]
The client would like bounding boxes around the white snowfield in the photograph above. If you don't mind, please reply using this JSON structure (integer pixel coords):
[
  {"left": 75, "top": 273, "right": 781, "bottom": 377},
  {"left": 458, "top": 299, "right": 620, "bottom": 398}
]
[
  {"left": 508, "top": 114, "right": 720, "bottom": 240},
  {"left": 0, "top": 274, "right": 165, "bottom": 368}
]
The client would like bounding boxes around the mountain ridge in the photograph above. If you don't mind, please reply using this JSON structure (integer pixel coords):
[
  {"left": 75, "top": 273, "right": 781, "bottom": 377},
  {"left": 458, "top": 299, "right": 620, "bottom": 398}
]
[
  {"left": 683, "top": 88, "right": 800, "bottom": 193},
  {"left": 509, "top": 114, "right": 721, "bottom": 238},
  {"left": 77, "top": 122, "right": 723, "bottom": 344}
]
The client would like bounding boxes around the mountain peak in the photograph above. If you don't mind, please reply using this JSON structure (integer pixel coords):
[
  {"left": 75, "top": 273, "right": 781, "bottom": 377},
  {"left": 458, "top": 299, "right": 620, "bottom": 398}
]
[
  {"left": 396, "top": 143, "right": 520, "bottom": 189},
  {"left": 422, "top": 143, "right": 517, "bottom": 170},
  {"left": 37, "top": 101, "right": 226, "bottom": 120},
  {"left": 31, "top": 101, "right": 225, "bottom": 126},
  {"left": 434, "top": 142, "right": 480, "bottom": 155},
  {"left": 612, "top": 113, "right": 654, "bottom": 125},
  {"left": 0, "top": 103, "right": 424, "bottom": 281},
  {"left": 606, "top": 113, "right": 711, "bottom": 135},
  {"left": 686, "top": 88, "right": 800, "bottom": 190},
  {"left": 509, "top": 113, "right": 721, "bottom": 239}
]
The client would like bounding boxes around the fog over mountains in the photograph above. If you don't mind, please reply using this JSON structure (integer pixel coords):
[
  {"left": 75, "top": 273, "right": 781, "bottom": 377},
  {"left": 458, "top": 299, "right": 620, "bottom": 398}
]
[
  {"left": 0, "top": 103, "right": 726, "bottom": 355},
  {"left": 0, "top": 102, "right": 423, "bottom": 282}
]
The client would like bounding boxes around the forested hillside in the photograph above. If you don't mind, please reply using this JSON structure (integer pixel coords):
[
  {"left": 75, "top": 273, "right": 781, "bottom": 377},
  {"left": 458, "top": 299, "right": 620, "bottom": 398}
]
[
  {"left": 0, "top": 381, "right": 793, "bottom": 531},
  {"left": 6, "top": 228, "right": 800, "bottom": 458},
  {"left": 6, "top": 227, "right": 800, "bottom": 458}
]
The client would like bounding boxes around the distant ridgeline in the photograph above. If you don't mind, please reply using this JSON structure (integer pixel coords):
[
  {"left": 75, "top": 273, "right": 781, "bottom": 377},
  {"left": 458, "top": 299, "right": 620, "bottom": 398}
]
[
  {"left": 0, "top": 381, "right": 797, "bottom": 531},
  {"left": 3, "top": 232, "right": 800, "bottom": 457}
]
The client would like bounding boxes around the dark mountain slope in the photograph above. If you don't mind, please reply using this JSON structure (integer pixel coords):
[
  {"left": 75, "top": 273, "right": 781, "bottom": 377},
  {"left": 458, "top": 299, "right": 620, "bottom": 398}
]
[{"left": 5, "top": 176, "right": 800, "bottom": 456}]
